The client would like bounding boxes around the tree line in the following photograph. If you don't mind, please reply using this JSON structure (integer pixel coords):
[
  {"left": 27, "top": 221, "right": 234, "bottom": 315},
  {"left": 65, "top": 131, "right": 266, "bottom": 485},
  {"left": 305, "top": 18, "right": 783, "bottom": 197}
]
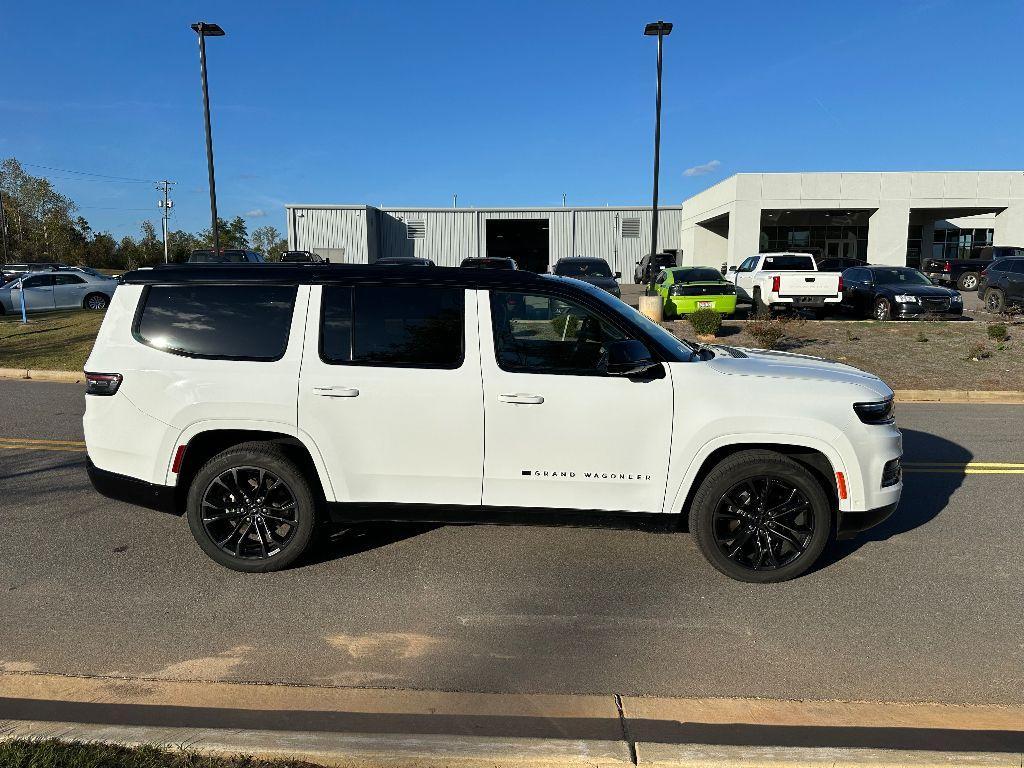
[{"left": 0, "top": 158, "right": 287, "bottom": 269}]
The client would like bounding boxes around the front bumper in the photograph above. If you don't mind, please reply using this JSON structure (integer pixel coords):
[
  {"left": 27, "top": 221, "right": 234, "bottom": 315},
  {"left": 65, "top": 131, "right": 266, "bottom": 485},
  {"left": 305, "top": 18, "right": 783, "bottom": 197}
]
[
  {"left": 895, "top": 301, "right": 962, "bottom": 319},
  {"left": 837, "top": 502, "right": 898, "bottom": 540},
  {"left": 87, "top": 457, "right": 178, "bottom": 514}
]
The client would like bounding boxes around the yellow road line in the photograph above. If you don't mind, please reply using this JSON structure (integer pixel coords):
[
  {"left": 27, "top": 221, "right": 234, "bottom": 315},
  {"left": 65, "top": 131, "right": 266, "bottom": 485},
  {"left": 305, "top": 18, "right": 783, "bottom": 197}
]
[
  {"left": 904, "top": 461, "right": 1024, "bottom": 468},
  {"left": 0, "top": 437, "right": 85, "bottom": 447}
]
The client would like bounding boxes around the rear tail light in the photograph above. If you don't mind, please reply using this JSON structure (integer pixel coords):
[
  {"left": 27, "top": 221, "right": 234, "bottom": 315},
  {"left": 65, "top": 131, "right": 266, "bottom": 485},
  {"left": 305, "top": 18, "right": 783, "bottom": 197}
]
[
  {"left": 943, "top": 261, "right": 951, "bottom": 272},
  {"left": 771, "top": 275, "right": 781, "bottom": 292},
  {"left": 838, "top": 276, "right": 844, "bottom": 292},
  {"left": 85, "top": 372, "right": 122, "bottom": 396}
]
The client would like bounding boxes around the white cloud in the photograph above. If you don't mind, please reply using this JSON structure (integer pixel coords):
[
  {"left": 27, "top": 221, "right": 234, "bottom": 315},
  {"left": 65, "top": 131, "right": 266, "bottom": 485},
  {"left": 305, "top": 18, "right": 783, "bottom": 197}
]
[
  {"left": 244, "top": 208, "right": 267, "bottom": 218},
  {"left": 683, "top": 160, "right": 721, "bottom": 177}
]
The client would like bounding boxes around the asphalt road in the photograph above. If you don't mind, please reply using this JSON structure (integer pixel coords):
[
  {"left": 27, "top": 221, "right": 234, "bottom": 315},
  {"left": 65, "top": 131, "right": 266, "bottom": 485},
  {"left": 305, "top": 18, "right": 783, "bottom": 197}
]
[{"left": 0, "top": 379, "right": 1021, "bottom": 706}]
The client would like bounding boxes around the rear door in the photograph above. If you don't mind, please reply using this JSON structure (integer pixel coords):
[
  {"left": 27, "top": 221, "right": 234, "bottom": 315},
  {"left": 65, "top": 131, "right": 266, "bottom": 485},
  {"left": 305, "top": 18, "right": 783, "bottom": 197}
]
[
  {"left": 298, "top": 283, "right": 484, "bottom": 505},
  {"left": 52, "top": 273, "right": 90, "bottom": 308},
  {"left": 1007, "top": 260, "right": 1024, "bottom": 300},
  {"left": 479, "top": 287, "right": 673, "bottom": 513}
]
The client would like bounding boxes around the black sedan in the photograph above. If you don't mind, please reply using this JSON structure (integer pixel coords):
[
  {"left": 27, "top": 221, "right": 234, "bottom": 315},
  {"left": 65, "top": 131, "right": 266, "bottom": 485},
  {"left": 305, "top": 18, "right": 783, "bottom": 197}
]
[{"left": 840, "top": 265, "right": 963, "bottom": 320}]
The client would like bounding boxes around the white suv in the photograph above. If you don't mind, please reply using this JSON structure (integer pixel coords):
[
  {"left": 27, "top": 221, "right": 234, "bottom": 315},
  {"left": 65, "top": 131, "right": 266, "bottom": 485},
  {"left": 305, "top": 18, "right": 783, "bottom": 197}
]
[{"left": 84, "top": 264, "right": 902, "bottom": 582}]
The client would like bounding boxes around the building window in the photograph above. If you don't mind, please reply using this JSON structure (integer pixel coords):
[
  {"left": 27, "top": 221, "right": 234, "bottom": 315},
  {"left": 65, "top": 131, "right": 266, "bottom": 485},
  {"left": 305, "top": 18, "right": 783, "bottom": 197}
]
[
  {"left": 406, "top": 220, "right": 426, "bottom": 239},
  {"left": 621, "top": 218, "right": 641, "bottom": 238},
  {"left": 932, "top": 226, "right": 993, "bottom": 261}
]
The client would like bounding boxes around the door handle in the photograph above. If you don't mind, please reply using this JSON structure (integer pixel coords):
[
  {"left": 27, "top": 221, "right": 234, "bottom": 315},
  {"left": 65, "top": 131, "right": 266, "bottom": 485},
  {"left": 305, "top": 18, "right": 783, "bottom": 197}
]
[
  {"left": 498, "top": 393, "right": 544, "bottom": 405},
  {"left": 313, "top": 386, "right": 360, "bottom": 398}
]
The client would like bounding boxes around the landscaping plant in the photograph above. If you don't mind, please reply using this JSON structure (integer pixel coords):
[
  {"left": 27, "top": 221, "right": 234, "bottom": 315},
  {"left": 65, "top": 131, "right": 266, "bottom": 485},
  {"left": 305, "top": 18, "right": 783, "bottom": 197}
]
[{"left": 688, "top": 308, "right": 722, "bottom": 338}]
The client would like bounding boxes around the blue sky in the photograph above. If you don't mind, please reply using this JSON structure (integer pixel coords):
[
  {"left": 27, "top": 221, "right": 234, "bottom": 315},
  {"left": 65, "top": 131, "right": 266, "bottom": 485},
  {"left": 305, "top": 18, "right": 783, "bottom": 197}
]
[{"left": 2, "top": 0, "right": 1022, "bottom": 239}]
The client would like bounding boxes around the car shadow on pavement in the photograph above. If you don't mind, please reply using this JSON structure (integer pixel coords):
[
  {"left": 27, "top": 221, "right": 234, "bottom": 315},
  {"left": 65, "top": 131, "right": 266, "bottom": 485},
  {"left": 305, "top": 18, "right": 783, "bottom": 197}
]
[
  {"left": 816, "top": 427, "right": 971, "bottom": 571},
  {"left": 303, "top": 522, "right": 443, "bottom": 565}
]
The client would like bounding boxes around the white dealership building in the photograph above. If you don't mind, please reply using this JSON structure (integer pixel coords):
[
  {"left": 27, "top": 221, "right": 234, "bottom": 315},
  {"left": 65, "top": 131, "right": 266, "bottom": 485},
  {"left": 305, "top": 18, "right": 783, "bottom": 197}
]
[{"left": 287, "top": 171, "right": 1024, "bottom": 284}]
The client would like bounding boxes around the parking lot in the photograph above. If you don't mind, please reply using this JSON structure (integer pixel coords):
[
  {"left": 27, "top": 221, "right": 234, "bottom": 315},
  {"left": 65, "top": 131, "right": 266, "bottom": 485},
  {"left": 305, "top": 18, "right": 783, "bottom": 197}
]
[{"left": 1, "top": 378, "right": 1021, "bottom": 707}]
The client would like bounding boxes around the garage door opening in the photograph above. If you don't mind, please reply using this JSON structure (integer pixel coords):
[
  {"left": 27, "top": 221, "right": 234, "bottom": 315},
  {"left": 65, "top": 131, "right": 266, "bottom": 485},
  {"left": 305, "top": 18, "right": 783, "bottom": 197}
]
[{"left": 486, "top": 219, "right": 549, "bottom": 272}]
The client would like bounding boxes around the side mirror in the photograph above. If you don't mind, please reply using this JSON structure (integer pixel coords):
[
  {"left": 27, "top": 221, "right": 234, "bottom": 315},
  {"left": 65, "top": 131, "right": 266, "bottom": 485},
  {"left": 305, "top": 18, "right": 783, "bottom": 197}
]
[
  {"left": 603, "top": 339, "right": 663, "bottom": 378},
  {"left": 614, "top": 271, "right": 622, "bottom": 279},
  {"left": 727, "top": 265, "right": 737, "bottom": 272}
]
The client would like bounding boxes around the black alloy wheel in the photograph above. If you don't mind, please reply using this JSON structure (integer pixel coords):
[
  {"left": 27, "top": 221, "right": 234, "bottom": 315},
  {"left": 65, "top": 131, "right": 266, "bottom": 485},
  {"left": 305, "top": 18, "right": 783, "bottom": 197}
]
[
  {"left": 200, "top": 466, "right": 299, "bottom": 560},
  {"left": 711, "top": 477, "right": 814, "bottom": 571},
  {"left": 873, "top": 297, "right": 892, "bottom": 321},
  {"left": 85, "top": 293, "right": 108, "bottom": 310}
]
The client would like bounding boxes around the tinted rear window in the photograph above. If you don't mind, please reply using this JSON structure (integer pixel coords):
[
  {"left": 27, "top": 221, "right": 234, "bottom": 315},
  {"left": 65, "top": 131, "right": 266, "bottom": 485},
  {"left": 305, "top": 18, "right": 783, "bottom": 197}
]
[
  {"left": 554, "top": 260, "right": 612, "bottom": 278},
  {"left": 762, "top": 255, "right": 815, "bottom": 270},
  {"left": 134, "top": 284, "right": 297, "bottom": 360},
  {"left": 321, "top": 285, "right": 464, "bottom": 368}
]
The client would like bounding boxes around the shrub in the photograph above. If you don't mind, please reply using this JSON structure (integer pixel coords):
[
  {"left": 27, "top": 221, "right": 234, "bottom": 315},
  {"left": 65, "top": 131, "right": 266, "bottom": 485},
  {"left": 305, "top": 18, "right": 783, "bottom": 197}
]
[
  {"left": 551, "top": 312, "right": 581, "bottom": 339},
  {"left": 845, "top": 328, "right": 860, "bottom": 342},
  {"left": 688, "top": 308, "right": 722, "bottom": 337},
  {"left": 967, "top": 342, "right": 991, "bottom": 361},
  {"left": 747, "top": 317, "right": 786, "bottom": 349},
  {"left": 987, "top": 323, "right": 1008, "bottom": 342},
  {"left": 916, "top": 331, "right": 928, "bottom": 343}
]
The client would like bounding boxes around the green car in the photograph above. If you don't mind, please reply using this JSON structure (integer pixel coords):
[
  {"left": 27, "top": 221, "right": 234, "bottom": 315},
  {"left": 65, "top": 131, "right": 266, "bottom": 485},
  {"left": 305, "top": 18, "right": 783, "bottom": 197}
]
[{"left": 653, "top": 266, "right": 738, "bottom": 318}]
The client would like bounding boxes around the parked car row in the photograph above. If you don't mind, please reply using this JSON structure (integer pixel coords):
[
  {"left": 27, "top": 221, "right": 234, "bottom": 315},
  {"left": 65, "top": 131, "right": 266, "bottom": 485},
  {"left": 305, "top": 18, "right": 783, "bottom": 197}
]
[{"left": 0, "top": 269, "right": 118, "bottom": 314}]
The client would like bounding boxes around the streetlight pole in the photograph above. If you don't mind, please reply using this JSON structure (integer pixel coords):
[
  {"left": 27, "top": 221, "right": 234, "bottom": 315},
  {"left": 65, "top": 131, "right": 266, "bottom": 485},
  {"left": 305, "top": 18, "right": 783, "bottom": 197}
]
[
  {"left": 191, "top": 22, "right": 225, "bottom": 255},
  {"left": 644, "top": 20, "right": 672, "bottom": 291},
  {"left": 0, "top": 188, "right": 9, "bottom": 264}
]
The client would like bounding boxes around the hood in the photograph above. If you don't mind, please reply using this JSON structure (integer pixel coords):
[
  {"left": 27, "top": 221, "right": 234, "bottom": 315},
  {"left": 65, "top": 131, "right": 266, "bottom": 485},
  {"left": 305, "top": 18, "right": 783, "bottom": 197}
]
[
  {"left": 706, "top": 345, "right": 892, "bottom": 396},
  {"left": 878, "top": 284, "right": 957, "bottom": 298},
  {"left": 573, "top": 275, "right": 619, "bottom": 288}
]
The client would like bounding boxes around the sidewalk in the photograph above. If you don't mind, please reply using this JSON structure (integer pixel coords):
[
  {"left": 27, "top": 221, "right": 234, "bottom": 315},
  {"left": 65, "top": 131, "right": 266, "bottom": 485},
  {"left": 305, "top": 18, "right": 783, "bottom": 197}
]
[{"left": 2, "top": 672, "right": 1022, "bottom": 767}]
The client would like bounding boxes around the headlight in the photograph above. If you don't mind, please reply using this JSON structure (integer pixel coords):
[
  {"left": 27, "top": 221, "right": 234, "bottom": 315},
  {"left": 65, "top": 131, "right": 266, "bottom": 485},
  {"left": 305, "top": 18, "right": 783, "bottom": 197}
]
[
  {"left": 893, "top": 294, "right": 919, "bottom": 303},
  {"left": 854, "top": 397, "right": 895, "bottom": 425},
  {"left": 951, "top": 293, "right": 962, "bottom": 302}
]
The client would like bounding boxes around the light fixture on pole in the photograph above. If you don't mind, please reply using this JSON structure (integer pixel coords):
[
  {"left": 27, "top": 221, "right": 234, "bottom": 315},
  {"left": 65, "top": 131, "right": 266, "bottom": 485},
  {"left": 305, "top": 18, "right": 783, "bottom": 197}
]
[
  {"left": 191, "top": 21, "right": 225, "bottom": 255},
  {"left": 644, "top": 20, "right": 672, "bottom": 290}
]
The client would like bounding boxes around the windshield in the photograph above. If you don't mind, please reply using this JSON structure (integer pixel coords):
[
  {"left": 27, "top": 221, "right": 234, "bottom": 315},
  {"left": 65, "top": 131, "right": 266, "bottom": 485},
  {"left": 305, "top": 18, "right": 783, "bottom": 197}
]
[
  {"left": 555, "top": 260, "right": 612, "bottom": 278},
  {"left": 872, "top": 267, "right": 932, "bottom": 286},
  {"left": 762, "top": 255, "right": 815, "bottom": 270},
  {"left": 673, "top": 267, "right": 723, "bottom": 283}
]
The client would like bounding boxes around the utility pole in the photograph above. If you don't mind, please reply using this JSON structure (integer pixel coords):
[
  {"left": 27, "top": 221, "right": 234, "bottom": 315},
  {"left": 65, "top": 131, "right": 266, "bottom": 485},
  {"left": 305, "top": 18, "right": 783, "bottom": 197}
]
[
  {"left": 644, "top": 20, "right": 672, "bottom": 292},
  {"left": 0, "top": 188, "right": 9, "bottom": 263},
  {"left": 156, "top": 180, "right": 175, "bottom": 263}
]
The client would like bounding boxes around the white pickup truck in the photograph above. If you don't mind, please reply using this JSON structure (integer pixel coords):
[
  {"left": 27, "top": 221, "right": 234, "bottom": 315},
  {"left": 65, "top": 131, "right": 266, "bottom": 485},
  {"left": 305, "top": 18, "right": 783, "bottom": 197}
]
[{"left": 727, "top": 252, "right": 842, "bottom": 317}]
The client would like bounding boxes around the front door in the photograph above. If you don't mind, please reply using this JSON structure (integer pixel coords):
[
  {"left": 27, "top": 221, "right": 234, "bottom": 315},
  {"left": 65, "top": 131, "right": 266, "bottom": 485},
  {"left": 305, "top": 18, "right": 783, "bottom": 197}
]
[
  {"left": 12, "top": 274, "right": 55, "bottom": 311},
  {"left": 479, "top": 288, "right": 674, "bottom": 513},
  {"left": 298, "top": 284, "right": 484, "bottom": 505},
  {"left": 733, "top": 256, "right": 758, "bottom": 301}
]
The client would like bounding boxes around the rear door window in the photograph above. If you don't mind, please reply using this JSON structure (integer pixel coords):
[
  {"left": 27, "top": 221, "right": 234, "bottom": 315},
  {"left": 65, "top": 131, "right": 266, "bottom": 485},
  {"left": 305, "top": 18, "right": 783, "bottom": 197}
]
[
  {"left": 320, "top": 285, "right": 464, "bottom": 369},
  {"left": 134, "top": 284, "right": 297, "bottom": 360}
]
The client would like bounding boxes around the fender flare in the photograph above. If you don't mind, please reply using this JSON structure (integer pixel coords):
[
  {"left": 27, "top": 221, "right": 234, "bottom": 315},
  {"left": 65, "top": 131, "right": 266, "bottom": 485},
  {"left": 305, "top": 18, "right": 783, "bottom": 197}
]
[
  {"left": 163, "top": 419, "right": 337, "bottom": 502},
  {"left": 667, "top": 433, "right": 853, "bottom": 515}
]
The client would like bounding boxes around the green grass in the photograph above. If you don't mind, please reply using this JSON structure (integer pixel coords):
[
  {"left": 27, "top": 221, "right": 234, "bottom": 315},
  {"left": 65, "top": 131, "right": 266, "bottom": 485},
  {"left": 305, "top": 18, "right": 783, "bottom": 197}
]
[
  {"left": 0, "top": 309, "right": 104, "bottom": 371},
  {"left": 0, "top": 739, "right": 320, "bottom": 768}
]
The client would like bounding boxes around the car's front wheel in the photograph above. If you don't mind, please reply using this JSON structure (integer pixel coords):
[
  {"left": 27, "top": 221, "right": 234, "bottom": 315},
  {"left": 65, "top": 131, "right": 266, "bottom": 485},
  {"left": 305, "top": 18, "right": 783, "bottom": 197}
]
[
  {"left": 688, "top": 450, "right": 832, "bottom": 582},
  {"left": 873, "top": 297, "right": 892, "bottom": 321},
  {"left": 186, "top": 442, "right": 317, "bottom": 572}
]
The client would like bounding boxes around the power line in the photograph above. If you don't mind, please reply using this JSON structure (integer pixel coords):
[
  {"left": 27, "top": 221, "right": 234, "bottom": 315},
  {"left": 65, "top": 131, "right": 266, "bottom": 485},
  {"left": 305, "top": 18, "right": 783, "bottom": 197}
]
[{"left": 22, "top": 162, "right": 156, "bottom": 183}]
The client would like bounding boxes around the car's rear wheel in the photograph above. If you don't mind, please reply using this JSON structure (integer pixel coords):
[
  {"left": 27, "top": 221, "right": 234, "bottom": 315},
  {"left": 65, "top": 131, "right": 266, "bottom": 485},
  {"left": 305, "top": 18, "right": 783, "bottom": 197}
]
[
  {"left": 985, "top": 288, "right": 1005, "bottom": 314},
  {"left": 84, "top": 293, "right": 108, "bottom": 310},
  {"left": 186, "top": 442, "right": 317, "bottom": 572},
  {"left": 688, "top": 450, "right": 832, "bottom": 583},
  {"left": 873, "top": 297, "right": 892, "bottom": 321},
  {"left": 956, "top": 272, "right": 979, "bottom": 291}
]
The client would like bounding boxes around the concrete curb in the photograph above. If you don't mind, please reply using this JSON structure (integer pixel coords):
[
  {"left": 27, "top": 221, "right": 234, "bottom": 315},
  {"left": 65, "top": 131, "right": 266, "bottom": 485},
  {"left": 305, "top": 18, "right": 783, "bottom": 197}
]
[
  {"left": 2, "top": 719, "right": 1020, "bottom": 768},
  {"left": 894, "top": 389, "right": 1024, "bottom": 404},
  {"left": 0, "top": 367, "right": 83, "bottom": 384},
  {"left": 3, "top": 367, "right": 1024, "bottom": 404}
]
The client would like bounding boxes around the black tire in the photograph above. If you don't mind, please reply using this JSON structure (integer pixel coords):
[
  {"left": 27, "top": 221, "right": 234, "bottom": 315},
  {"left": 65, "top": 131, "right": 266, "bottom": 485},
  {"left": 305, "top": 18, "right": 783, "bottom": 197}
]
[
  {"left": 84, "top": 292, "right": 109, "bottom": 311},
  {"left": 872, "top": 297, "right": 892, "bottom": 321},
  {"left": 956, "top": 272, "right": 979, "bottom": 291},
  {"left": 688, "top": 450, "right": 833, "bottom": 583},
  {"left": 985, "top": 288, "right": 1005, "bottom": 314},
  {"left": 186, "top": 441, "right": 317, "bottom": 573}
]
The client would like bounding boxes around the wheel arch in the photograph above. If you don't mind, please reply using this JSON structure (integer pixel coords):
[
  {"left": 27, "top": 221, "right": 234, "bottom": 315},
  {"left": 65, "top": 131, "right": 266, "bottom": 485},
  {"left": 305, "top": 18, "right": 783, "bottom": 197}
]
[
  {"left": 671, "top": 439, "right": 846, "bottom": 521},
  {"left": 169, "top": 426, "right": 336, "bottom": 511}
]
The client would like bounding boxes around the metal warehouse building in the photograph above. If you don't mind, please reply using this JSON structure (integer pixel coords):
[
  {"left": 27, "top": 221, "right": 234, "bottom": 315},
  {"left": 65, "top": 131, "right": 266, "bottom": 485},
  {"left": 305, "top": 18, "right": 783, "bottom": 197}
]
[{"left": 286, "top": 205, "right": 681, "bottom": 284}]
